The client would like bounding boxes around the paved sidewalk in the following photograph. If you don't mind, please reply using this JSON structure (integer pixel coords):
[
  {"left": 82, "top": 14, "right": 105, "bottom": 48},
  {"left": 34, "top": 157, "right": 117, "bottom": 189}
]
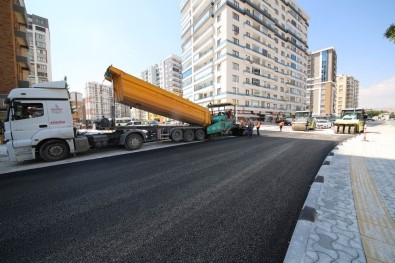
[{"left": 285, "top": 122, "right": 395, "bottom": 262}]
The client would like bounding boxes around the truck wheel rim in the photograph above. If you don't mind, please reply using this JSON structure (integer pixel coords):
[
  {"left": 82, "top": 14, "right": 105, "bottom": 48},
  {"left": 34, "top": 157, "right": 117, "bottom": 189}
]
[{"left": 49, "top": 146, "right": 64, "bottom": 156}]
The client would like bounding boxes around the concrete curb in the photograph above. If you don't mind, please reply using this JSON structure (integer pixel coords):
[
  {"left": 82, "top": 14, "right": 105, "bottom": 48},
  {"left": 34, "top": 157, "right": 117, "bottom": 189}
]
[{"left": 284, "top": 129, "right": 373, "bottom": 262}]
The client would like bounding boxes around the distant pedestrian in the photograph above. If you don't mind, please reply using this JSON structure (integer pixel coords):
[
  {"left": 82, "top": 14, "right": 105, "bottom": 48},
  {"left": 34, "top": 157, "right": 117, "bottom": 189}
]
[
  {"left": 279, "top": 120, "right": 284, "bottom": 132},
  {"left": 247, "top": 119, "right": 254, "bottom": 138},
  {"left": 256, "top": 120, "right": 261, "bottom": 136},
  {"left": 305, "top": 119, "right": 309, "bottom": 132}
]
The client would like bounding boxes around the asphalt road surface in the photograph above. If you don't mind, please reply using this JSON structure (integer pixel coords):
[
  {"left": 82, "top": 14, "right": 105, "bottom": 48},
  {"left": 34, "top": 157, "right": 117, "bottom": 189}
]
[{"left": 0, "top": 131, "right": 350, "bottom": 262}]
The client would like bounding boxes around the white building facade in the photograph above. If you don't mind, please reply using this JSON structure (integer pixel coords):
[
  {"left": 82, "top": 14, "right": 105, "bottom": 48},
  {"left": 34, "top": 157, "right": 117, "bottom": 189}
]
[
  {"left": 335, "top": 75, "right": 359, "bottom": 116},
  {"left": 27, "top": 14, "right": 52, "bottom": 84},
  {"left": 158, "top": 54, "right": 183, "bottom": 96},
  {"left": 180, "top": 0, "right": 309, "bottom": 120},
  {"left": 137, "top": 54, "right": 183, "bottom": 122},
  {"left": 84, "top": 81, "right": 130, "bottom": 122},
  {"left": 306, "top": 47, "right": 337, "bottom": 117}
]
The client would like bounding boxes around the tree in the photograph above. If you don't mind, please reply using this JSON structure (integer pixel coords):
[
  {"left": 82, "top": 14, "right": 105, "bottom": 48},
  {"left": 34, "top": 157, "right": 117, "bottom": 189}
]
[{"left": 384, "top": 24, "right": 395, "bottom": 43}]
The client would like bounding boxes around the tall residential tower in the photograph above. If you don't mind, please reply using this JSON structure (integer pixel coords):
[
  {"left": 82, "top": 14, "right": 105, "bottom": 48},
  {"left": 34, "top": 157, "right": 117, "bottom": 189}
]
[
  {"left": 335, "top": 75, "right": 359, "bottom": 116},
  {"left": 306, "top": 47, "right": 337, "bottom": 117},
  {"left": 27, "top": 14, "right": 52, "bottom": 84},
  {"left": 180, "top": 0, "right": 309, "bottom": 120},
  {"left": 139, "top": 54, "right": 183, "bottom": 122},
  {"left": 84, "top": 82, "right": 130, "bottom": 123}
]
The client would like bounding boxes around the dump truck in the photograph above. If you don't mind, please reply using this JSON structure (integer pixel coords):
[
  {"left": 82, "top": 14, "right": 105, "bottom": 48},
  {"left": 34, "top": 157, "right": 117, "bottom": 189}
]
[
  {"left": 2, "top": 66, "right": 245, "bottom": 162},
  {"left": 334, "top": 108, "right": 367, "bottom": 134},
  {"left": 291, "top": 111, "right": 316, "bottom": 131}
]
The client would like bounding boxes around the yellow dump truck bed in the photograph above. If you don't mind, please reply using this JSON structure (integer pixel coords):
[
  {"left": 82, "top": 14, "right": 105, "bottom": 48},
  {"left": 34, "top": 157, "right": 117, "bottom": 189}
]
[{"left": 105, "top": 66, "right": 212, "bottom": 127}]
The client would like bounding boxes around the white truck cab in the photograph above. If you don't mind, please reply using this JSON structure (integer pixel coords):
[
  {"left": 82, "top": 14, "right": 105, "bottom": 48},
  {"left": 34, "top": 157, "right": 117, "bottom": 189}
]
[{"left": 4, "top": 81, "right": 81, "bottom": 162}]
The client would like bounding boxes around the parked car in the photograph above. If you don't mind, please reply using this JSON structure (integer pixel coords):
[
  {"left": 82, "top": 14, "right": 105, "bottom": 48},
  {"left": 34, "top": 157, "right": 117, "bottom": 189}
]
[
  {"left": 284, "top": 118, "right": 293, "bottom": 126},
  {"left": 316, "top": 119, "right": 332, "bottom": 129},
  {"left": 146, "top": 120, "right": 159, "bottom": 126}
]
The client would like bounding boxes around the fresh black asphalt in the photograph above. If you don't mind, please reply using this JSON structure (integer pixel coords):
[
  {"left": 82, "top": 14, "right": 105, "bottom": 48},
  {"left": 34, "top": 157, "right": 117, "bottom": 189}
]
[{"left": 0, "top": 131, "right": 349, "bottom": 262}]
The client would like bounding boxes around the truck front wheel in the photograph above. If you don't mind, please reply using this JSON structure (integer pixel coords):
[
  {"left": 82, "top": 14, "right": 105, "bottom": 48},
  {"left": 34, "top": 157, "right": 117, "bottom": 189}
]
[
  {"left": 125, "top": 134, "right": 143, "bottom": 150},
  {"left": 39, "top": 140, "right": 69, "bottom": 162}
]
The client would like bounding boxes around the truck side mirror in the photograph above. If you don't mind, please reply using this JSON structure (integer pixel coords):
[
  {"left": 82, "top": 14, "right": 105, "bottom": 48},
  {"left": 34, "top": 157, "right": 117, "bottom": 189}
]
[{"left": 363, "top": 115, "right": 367, "bottom": 120}]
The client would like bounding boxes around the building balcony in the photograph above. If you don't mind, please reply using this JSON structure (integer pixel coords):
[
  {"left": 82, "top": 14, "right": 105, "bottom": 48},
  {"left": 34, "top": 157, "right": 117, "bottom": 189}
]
[
  {"left": 16, "top": 55, "right": 30, "bottom": 70},
  {"left": 14, "top": 28, "right": 28, "bottom": 47},
  {"left": 13, "top": 3, "right": 28, "bottom": 25}
]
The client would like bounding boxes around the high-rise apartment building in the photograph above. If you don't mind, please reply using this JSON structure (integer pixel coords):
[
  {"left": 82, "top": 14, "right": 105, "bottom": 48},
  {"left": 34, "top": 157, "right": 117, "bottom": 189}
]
[
  {"left": 158, "top": 54, "right": 183, "bottom": 96},
  {"left": 180, "top": 0, "right": 309, "bottom": 121},
  {"left": 27, "top": 14, "right": 52, "bottom": 84},
  {"left": 335, "top": 75, "right": 359, "bottom": 116},
  {"left": 0, "top": 0, "right": 30, "bottom": 119},
  {"left": 141, "top": 65, "right": 160, "bottom": 86},
  {"left": 138, "top": 54, "right": 183, "bottom": 122},
  {"left": 306, "top": 47, "right": 337, "bottom": 116},
  {"left": 84, "top": 82, "right": 130, "bottom": 123}
]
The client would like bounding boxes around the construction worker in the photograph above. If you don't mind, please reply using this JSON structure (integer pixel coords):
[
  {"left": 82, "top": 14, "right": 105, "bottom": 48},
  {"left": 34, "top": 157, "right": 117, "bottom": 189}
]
[
  {"left": 279, "top": 120, "right": 284, "bottom": 132},
  {"left": 256, "top": 119, "right": 261, "bottom": 136}
]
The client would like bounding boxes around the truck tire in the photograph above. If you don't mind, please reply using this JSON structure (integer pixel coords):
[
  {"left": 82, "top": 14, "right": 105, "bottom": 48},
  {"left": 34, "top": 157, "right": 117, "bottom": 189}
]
[
  {"left": 39, "top": 140, "right": 69, "bottom": 162},
  {"left": 338, "top": 125, "right": 344, "bottom": 134},
  {"left": 125, "top": 134, "right": 143, "bottom": 150},
  {"left": 195, "top": 129, "right": 205, "bottom": 141},
  {"left": 334, "top": 126, "right": 339, "bottom": 134},
  {"left": 171, "top": 129, "right": 183, "bottom": 142},
  {"left": 183, "top": 129, "right": 195, "bottom": 142},
  {"left": 350, "top": 126, "right": 356, "bottom": 134}
]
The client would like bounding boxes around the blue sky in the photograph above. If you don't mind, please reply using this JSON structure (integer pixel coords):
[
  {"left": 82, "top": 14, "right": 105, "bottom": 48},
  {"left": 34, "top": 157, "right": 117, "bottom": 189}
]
[{"left": 25, "top": 0, "right": 394, "bottom": 108}]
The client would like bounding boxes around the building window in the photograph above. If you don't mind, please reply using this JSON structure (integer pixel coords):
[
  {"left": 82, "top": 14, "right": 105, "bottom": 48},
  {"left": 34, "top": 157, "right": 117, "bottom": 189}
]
[
  {"left": 232, "top": 75, "right": 239, "bottom": 82},
  {"left": 217, "top": 76, "right": 222, "bottom": 83},
  {"left": 36, "top": 41, "right": 46, "bottom": 48},
  {"left": 217, "top": 26, "right": 222, "bottom": 35},
  {"left": 217, "top": 13, "right": 221, "bottom": 22},
  {"left": 217, "top": 63, "right": 221, "bottom": 71},
  {"left": 252, "top": 68, "right": 260, "bottom": 75},
  {"left": 233, "top": 12, "right": 239, "bottom": 21},
  {"left": 232, "top": 25, "right": 239, "bottom": 34},
  {"left": 252, "top": 78, "right": 260, "bottom": 86},
  {"left": 232, "top": 50, "right": 239, "bottom": 57},
  {"left": 233, "top": 37, "right": 239, "bottom": 45},
  {"left": 35, "top": 33, "right": 45, "bottom": 39},
  {"left": 232, "top": 62, "right": 239, "bottom": 70}
]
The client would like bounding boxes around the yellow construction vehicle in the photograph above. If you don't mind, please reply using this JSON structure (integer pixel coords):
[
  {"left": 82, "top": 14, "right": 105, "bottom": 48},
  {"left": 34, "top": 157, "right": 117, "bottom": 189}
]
[
  {"left": 291, "top": 111, "right": 316, "bottom": 131},
  {"left": 334, "top": 108, "right": 367, "bottom": 134}
]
